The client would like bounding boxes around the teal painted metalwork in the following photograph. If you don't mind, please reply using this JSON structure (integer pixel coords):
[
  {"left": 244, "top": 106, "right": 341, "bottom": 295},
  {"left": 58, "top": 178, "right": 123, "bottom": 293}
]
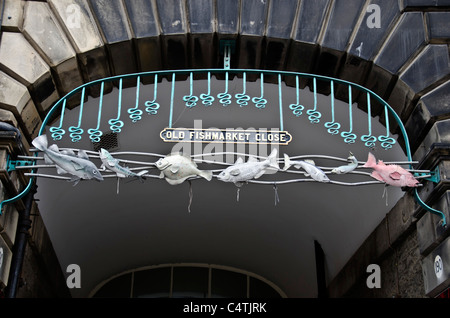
[
  {"left": 169, "top": 73, "right": 175, "bottom": 128},
  {"left": 324, "top": 80, "right": 341, "bottom": 135},
  {"left": 68, "top": 86, "right": 85, "bottom": 142},
  {"left": 361, "top": 92, "right": 377, "bottom": 148},
  {"left": 252, "top": 73, "right": 267, "bottom": 109},
  {"left": 340, "top": 85, "right": 357, "bottom": 144},
  {"left": 378, "top": 106, "right": 396, "bottom": 150},
  {"left": 306, "top": 77, "right": 321, "bottom": 123},
  {"left": 235, "top": 72, "right": 250, "bottom": 107},
  {"left": 127, "top": 76, "right": 143, "bottom": 122},
  {"left": 108, "top": 78, "right": 124, "bottom": 133},
  {"left": 183, "top": 72, "right": 199, "bottom": 108},
  {"left": 217, "top": 72, "right": 232, "bottom": 106},
  {"left": 278, "top": 74, "right": 284, "bottom": 131},
  {"left": 145, "top": 74, "right": 160, "bottom": 115},
  {"left": 49, "top": 98, "right": 66, "bottom": 141},
  {"left": 0, "top": 67, "right": 444, "bottom": 226},
  {"left": 200, "top": 72, "right": 214, "bottom": 106},
  {"left": 289, "top": 75, "right": 305, "bottom": 117},
  {"left": 87, "top": 81, "right": 104, "bottom": 143}
]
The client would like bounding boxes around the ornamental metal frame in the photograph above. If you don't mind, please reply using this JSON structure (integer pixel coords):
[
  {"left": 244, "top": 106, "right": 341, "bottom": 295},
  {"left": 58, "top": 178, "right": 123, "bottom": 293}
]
[{"left": 1, "top": 45, "right": 445, "bottom": 226}]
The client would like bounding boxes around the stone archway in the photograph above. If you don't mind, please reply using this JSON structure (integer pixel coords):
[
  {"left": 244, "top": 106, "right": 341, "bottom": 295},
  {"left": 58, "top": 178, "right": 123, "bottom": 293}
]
[{"left": 0, "top": 0, "right": 449, "bottom": 298}]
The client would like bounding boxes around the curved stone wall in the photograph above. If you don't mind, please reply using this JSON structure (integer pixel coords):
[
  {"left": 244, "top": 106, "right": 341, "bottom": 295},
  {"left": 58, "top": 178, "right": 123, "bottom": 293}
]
[{"left": 1, "top": 0, "right": 449, "bottom": 297}]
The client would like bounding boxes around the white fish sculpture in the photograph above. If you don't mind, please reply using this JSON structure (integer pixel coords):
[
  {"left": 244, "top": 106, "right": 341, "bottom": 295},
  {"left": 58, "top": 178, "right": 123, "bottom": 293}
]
[
  {"left": 331, "top": 152, "right": 359, "bottom": 174},
  {"left": 32, "top": 134, "right": 104, "bottom": 185},
  {"left": 217, "top": 148, "right": 279, "bottom": 186},
  {"left": 99, "top": 148, "right": 148, "bottom": 193},
  {"left": 155, "top": 153, "right": 213, "bottom": 185},
  {"left": 283, "top": 154, "right": 330, "bottom": 183}
]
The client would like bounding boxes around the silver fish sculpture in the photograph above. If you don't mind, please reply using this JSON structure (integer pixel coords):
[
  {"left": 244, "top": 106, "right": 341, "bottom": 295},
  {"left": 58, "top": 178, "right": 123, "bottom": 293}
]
[
  {"left": 217, "top": 148, "right": 279, "bottom": 186},
  {"left": 99, "top": 148, "right": 148, "bottom": 194},
  {"left": 331, "top": 152, "right": 359, "bottom": 174},
  {"left": 283, "top": 154, "right": 330, "bottom": 183},
  {"left": 32, "top": 134, "right": 104, "bottom": 185},
  {"left": 99, "top": 148, "right": 148, "bottom": 180},
  {"left": 156, "top": 153, "right": 213, "bottom": 185}
]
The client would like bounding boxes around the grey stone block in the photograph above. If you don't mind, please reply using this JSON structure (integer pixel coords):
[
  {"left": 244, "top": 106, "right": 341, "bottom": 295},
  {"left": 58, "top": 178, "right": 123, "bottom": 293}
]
[
  {"left": 414, "top": 119, "right": 450, "bottom": 160},
  {"left": 348, "top": 0, "right": 401, "bottom": 60},
  {"left": 216, "top": 0, "right": 240, "bottom": 36},
  {"left": 405, "top": 80, "right": 450, "bottom": 152},
  {"left": 155, "top": 0, "right": 188, "bottom": 71},
  {"left": 240, "top": 0, "right": 268, "bottom": 36},
  {"left": 187, "top": 0, "right": 216, "bottom": 69},
  {"left": 400, "top": 44, "right": 450, "bottom": 94},
  {"left": 89, "top": 0, "right": 137, "bottom": 85},
  {"left": 0, "top": 32, "right": 59, "bottom": 113},
  {"left": 403, "top": 0, "right": 450, "bottom": 7},
  {"left": 266, "top": 0, "right": 299, "bottom": 39},
  {"left": 48, "top": 0, "right": 112, "bottom": 95},
  {"left": 320, "top": 0, "right": 366, "bottom": 51},
  {"left": 293, "top": 0, "right": 331, "bottom": 44},
  {"left": 1, "top": 0, "right": 24, "bottom": 31},
  {"left": 22, "top": 1, "right": 84, "bottom": 97},
  {"left": 427, "top": 12, "right": 450, "bottom": 41},
  {"left": 375, "top": 12, "right": 426, "bottom": 74},
  {"left": 0, "top": 234, "right": 12, "bottom": 288}
]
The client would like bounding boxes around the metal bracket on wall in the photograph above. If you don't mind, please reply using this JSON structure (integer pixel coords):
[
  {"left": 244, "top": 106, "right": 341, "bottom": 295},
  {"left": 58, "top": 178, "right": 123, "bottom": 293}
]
[
  {"left": 220, "top": 40, "right": 235, "bottom": 70},
  {"left": 6, "top": 156, "right": 35, "bottom": 172}
]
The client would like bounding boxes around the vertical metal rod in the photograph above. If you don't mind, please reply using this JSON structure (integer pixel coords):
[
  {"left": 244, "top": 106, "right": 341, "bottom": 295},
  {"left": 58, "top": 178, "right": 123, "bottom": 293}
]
[
  {"left": 278, "top": 74, "right": 284, "bottom": 131},
  {"left": 5, "top": 183, "right": 37, "bottom": 298},
  {"left": 169, "top": 73, "right": 175, "bottom": 128}
]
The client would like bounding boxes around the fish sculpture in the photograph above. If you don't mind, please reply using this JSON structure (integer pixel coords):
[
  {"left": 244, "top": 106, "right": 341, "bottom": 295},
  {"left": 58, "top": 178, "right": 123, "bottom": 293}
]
[
  {"left": 32, "top": 134, "right": 103, "bottom": 185},
  {"left": 99, "top": 148, "right": 148, "bottom": 193},
  {"left": 331, "top": 152, "right": 359, "bottom": 174},
  {"left": 155, "top": 153, "right": 213, "bottom": 185},
  {"left": 362, "top": 152, "right": 420, "bottom": 187},
  {"left": 283, "top": 154, "right": 330, "bottom": 183},
  {"left": 217, "top": 148, "right": 279, "bottom": 186}
]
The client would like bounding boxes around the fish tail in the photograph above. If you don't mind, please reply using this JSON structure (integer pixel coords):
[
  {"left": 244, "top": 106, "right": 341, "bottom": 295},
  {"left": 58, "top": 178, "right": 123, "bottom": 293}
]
[
  {"left": 136, "top": 170, "right": 148, "bottom": 182},
  {"left": 32, "top": 134, "right": 48, "bottom": 151},
  {"left": 283, "top": 153, "right": 291, "bottom": 171},
  {"left": 363, "top": 152, "right": 377, "bottom": 168},
  {"left": 199, "top": 170, "right": 213, "bottom": 181},
  {"left": 268, "top": 148, "right": 279, "bottom": 170}
]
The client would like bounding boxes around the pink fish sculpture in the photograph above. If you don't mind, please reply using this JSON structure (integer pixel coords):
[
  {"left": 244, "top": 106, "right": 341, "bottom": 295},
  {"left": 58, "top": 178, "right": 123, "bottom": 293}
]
[{"left": 362, "top": 152, "right": 420, "bottom": 187}]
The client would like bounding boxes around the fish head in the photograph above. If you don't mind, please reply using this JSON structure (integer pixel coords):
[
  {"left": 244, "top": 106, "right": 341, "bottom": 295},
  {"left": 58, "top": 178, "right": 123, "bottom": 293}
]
[
  {"left": 155, "top": 158, "right": 170, "bottom": 170},
  {"left": 99, "top": 148, "right": 110, "bottom": 160},
  {"left": 217, "top": 170, "right": 231, "bottom": 182},
  {"left": 88, "top": 167, "right": 104, "bottom": 181}
]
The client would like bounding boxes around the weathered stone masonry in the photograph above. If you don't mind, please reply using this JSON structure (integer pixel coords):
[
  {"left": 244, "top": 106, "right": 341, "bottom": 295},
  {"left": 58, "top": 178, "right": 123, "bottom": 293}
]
[{"left": 0, "top": 0, "right": 449, "bottom": 297}]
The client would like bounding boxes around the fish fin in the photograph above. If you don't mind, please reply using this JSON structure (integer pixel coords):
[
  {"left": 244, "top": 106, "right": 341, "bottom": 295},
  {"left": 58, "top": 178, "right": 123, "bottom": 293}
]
[
  {"left": 389, "top": 171, "right": 402, "bottom": 180},
  {"left": 230, "top": 169, "right": 241, "bottom": 176},
  {"left": 170, "top": 165, "right": 180, "bottom": 174},
  {"left": 78, "top": 150, "right": 90, "bottom": 160},
  {"left": 137, "top": 170, "right": 148, "bottom": 182},
  {"left": 117, "top": 173, "right": 127, "bottom": 178},
  {"left": 254, "top": 170, "right": 266, "bottom": 179},
  {"left": 69, "top": 159, "right": 84, "bottom": 171},
  {"left": 293, "top": 164, "right": 303, "bottom": 169},
  {"left": 69, "top": 176, "right": 81, "bottom": 186},
  {"left": 43, "top": 153, "right": 53, "bottom": 165},
  {"left": 56, "top": 166, "right": 67, "bottom": 175},
  {"left": 283, "top": 153, "right": 291, "bottom": 171},
  {"left": 235, "top": 157, "right": 244, "bottom": 164},
  {"left": 247, "top": 156, "right": 258, "bottom": 163},
  {"left": 199, "top": 170, "right": 213, "bottom": 181},
  {"left": 363, "top": 152, "right": 377, "bottom": 168},
  {"left": 267, "top": 149, "right": 279, "bottom": 170},
  {"left": 159, "top": 171, "right": 165, "bottom": 179},
  {"left": 60, "top": 149, "right": 76, "bottom": 156},
  {"left": 31, "top": 135, "right": 48, "bottom": 151},
  {"left": 371, "top": 171, "right": 385, "bottom": 182},
  {"left": 166, "top": 177, "right": 188, "bottom": 185},
  {"left": 304, "top": 159, "right": 315, "bottom": 165},
  {"left": 48, "top": 144, "right": 60, "bottom": 153}
]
